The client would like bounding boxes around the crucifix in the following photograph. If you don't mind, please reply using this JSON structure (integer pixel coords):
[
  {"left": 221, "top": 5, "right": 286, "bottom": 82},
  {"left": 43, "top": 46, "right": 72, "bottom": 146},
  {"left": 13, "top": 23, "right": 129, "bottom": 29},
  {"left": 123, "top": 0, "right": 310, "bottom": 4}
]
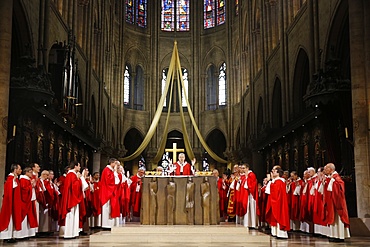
[{"left": 165, "top": 142, "right": 184, "bottom": 162}]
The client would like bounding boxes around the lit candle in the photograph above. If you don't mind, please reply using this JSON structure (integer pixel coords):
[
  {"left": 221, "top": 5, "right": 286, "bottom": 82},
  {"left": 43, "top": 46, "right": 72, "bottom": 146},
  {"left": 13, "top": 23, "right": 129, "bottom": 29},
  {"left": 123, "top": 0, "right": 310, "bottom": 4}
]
[
  {"left": 12, "top": 125, "right": 16, "bottom": 137},
  {"left": 345, "top": 127, "right": 348, "bottom": 139}
]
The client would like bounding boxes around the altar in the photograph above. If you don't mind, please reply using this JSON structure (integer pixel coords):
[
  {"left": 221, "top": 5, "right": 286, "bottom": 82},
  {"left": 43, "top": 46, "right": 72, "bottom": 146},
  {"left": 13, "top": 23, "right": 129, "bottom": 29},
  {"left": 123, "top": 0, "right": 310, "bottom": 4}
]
[{"left": 140, "top": 176, "right": 220, "bottom": 225}]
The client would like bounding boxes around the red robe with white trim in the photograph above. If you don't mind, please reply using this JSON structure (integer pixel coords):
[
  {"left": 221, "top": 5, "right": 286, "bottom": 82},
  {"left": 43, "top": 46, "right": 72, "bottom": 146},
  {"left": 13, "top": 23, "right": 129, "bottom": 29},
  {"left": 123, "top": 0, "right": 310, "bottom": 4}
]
[
  {"left": 91, "top": 180, "right": 102, "bottom": 217},
  {"left": 323, "top": 172, "right": 350, "bottom": 228},
  {"left": 174, "top": 161, "right": 193, "bottom": 176},
  {"left": 217, "top": 178, "right": 229, "bottom": 216},
  {"left": 265, "top": 178, "right": 290, "bottom": 231},
  {"left": 130, "top": 174, "right": 143, "bottom": 217},
  {"left": 100, "top": 166, "right": 116, "bottom": 206},
  {"left": 0, "top": 174, "right": 22, "bottom": 231},
  {"left": 19, "top": 175, "right": 38, "bottom": 228},
  {"left": 58, "top": 171, "right": 83, "bottom": 226}
]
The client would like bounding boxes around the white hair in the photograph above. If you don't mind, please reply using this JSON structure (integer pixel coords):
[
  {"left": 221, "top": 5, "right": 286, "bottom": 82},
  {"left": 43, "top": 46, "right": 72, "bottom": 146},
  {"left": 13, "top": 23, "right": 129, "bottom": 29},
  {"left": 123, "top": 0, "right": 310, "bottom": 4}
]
[{"left": 307, "top": 167, "right": 315, "bottom": 172}]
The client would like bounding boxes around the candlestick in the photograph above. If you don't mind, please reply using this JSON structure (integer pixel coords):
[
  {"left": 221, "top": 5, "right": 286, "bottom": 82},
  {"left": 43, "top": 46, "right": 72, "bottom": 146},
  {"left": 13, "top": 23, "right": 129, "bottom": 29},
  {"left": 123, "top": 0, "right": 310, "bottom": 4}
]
[
  {"left": 12, "top": 125, "right": 16, "bottom": 137},
  {"left": 345, "top": 127, "right": 348, "bottom": 139}
]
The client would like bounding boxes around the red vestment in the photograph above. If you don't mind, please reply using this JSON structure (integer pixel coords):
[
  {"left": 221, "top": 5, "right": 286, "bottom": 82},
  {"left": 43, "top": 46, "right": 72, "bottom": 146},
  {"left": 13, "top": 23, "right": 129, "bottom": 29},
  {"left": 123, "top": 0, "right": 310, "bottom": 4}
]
[
  {"left": 0, "top": 174, "right": 22, "bottom": 232},
  {"left": 236, "top": 174, "right": 248, "bottom": 216},
  {"left": 174, "top": 161, "right": 193, "bottom": 176},
  {"left": 259, "top": 185, "right": 268, "bottom": 224},
  {"left": 227, "top": 177, "right": 238, "bottom": 216},
  {"left": 323, "top": 172, "right": 350, "bottom": 228},
  {"left": 91, "top": 180, "right": 102, "bottom": 217},
  {"left": 313, "top": 180, "right": 325, "bottom": 226},
  {"left": 289, "top": 178, "right": 303, "bottom": 221},
  {"left": 130, "top": 174, "right": 143, "bottom": 217},
  {"left": 59, "top": 171, "right": 83, "bottom": 226},
  {"left": 217, "top": 178, "right": 229, "bottom": 216},
  {"left": 111, "top": 173, "right": 122, "bottom": 218},
  {"left": 299, "top": 180, "right": 309, "bottom": 222},
  {"left": 246, "top": 171, "right": 260, "bottom": 216},
  {"left": 100, "top": 166, "right": 116, "bottom": 206},
  {"left": 19, "top": 175, "right": 38, "bottom": 229},
  {"left": 265, "top": 178, "right": 290, "bottom": 231},
  {"left": 120, "top": 179, "right": 130, "bottom": 217}
]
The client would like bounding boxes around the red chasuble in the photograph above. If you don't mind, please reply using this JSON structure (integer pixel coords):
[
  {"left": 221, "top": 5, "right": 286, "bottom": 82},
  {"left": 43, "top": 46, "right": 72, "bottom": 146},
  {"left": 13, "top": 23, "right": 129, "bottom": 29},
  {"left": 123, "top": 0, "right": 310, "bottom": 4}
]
[
  {"left": 19, "top": 175, "right": 38, "bottom": 228},
  {"left": 323, "top": 172, "right": 350, "bottom": 228},
  {"left": 59, "top": 171, "right": 83, "bottom": 226},
  {"left": 265, "top": 178, "right": 290, "bottom": 231},
  {"left": 100, "top": 166, "right": 116, "bottom": 206},
  {"left": 130, "top": 174, "right": 143, "bottom": 217},
  {"left": 289, "top": 178, "right": 303, "bottom": 221},
  {"left": 217, "top": 178, "right": 229, "bottom": 216},
  {"left": 0, "top": 174, "right": 22, "bottom": 231},
  {"left": 91, "top": 180, "right": 102, "bottom": 217},
  {"left": 246, "top": 171, "right": 260, "bottom": 216},
  {"left": 236, "top": 174, "right": 248, "bottom": 216},
  {"left": 120, "top": 179, "right": 131, "bottom": 217},
  {"left": 174, "top": 161, "right": 193, "bottom": 176}
]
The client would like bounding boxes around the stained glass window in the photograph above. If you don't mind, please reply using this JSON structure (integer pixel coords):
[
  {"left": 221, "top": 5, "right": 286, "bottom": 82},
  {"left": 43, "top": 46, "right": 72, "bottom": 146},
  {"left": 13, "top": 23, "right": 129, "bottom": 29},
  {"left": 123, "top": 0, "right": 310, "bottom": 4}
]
[
  {"left": 162, "top": 0, "right": 189, "bottom": 32},
  {"left": 136, "top": 0, "right": 147, "bottom": 27},
  {"left": 125, "top": 0, "right": 147, "bottom": 28},
  {"left": 204, "top": 0, "right": 226, "bottom": 29},
  {"left": 204, "top": 0, "right": 215, "bottom": 29},
  {"left": 162, "top": 0, "right": 175, "bottom": 31},
  {"left": 216, "top": 0, "right": 226, "bottom": 25},
  {"left": 162, "top": 68, "right": 189, "bottom": 110},
  {"left": 124, "top": 65, "right": 131, "bottom": 106},
  {"left": 219, "top": 62, "right": 227, "bottom": 106},
  {"left": 177, "top": 0, "right": 190, "bottom": 31},
  {"left": 235, "top": 0, "right": 239, "bottom": 16},
  {"left": 125, "top": 0, "right": 134, "bottom": 24}
]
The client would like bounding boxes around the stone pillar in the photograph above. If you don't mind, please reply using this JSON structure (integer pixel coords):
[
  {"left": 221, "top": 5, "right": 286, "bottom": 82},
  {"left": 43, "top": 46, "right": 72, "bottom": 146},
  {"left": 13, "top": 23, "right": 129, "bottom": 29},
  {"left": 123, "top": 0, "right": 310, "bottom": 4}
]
[
  {"left": 93, "top": 151, "right": 101, "bottom": 173},
  {"left": 349, "top": 0, "right": 370, "bottom": 225},
  {"left": 0, "top": 0, "right": 13, "bottom": 208}
]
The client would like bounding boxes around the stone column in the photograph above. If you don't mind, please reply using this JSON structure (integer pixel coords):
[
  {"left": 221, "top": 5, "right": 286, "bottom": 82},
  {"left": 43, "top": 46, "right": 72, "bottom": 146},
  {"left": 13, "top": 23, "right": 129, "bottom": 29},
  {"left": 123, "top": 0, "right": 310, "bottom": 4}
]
[
  {"left": 349, "top": 0, "right": 370, "bottom": 225},
  {"left": 0, "top": 0, "right": 13, "bottom": 208},
  {"left": 93, "top": 151, "right": 101, "bottom": 173}
]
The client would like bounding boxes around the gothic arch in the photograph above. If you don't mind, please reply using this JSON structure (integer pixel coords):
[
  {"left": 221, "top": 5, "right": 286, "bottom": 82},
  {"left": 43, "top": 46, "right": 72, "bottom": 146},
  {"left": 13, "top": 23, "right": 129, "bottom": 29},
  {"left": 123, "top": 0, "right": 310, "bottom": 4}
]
[
  {"left": 325, "top": 0, "right": 350, "bottom": 79},
  {"left": 292, "top": 48, "right": 310, "bottom": 117},
  {"left": 205, "top": 128, "right": 227, "bottom": 164},
  {"left": 271, "top": 78, "right": 282, "bottom": 129},
  {"left": 202, "top": 46, "right": 226, "bottom": 72},
  {"left": 12, "top": 0, "right": 33, "bottom": 60},
  {"left": 256, "top": 97, "right": 264, "bottom": 135},
  {"left": 123, "top": 128, "right": 145, "bottom": 172},
  {"left": 125, "top": 46, "right": 148, "bottom": 71}
]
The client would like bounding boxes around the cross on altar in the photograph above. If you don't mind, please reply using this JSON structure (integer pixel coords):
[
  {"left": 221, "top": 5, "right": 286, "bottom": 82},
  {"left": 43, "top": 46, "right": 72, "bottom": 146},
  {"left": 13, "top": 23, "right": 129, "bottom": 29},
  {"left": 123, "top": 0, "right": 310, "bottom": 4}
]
[{"left": 165, "top": 143, "right": 184, "bottom": 162}]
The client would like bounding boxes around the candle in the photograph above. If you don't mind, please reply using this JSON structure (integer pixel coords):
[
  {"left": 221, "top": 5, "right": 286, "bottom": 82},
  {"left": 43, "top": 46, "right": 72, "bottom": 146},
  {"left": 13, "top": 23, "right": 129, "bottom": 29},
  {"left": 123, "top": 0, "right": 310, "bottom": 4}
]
[
  {"left": 345, "top": 127, "right": 348, "bottom": 139},
  {"left": 12, "top": 125, "right": 16, "bottom": 137}
]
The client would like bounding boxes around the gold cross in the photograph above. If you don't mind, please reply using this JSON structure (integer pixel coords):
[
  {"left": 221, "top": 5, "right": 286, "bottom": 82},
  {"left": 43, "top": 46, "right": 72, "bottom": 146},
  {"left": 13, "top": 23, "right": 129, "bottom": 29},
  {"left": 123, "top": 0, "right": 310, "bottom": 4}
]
[{"left": 165, "top": 143, "right": 184, "bottom": 162}]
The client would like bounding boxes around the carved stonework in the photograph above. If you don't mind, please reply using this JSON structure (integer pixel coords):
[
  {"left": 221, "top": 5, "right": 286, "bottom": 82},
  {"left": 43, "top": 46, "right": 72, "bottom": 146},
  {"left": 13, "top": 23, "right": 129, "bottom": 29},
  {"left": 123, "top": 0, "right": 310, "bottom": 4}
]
[
  {"left": 284, "top": 142, "right": 290, "bottom": 169},
  {"left": 10, "top": 56, "right": 54, "bottom": 104},
  {"left": 36, "top": 125, "right": 44, "bottom": 163},
  {"left": 49, "top": 130, "right": 55, "bottom": 161},
  {"left": 302, "top": 132, "right": 310, "bottom": 167}
]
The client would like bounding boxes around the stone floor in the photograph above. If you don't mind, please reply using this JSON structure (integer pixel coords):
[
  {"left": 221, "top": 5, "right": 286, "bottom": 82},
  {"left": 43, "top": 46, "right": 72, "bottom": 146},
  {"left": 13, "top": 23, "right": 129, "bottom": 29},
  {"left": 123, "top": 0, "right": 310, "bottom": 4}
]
[{"left": 1, "top": 227, "right": 369, "bottom": 246}]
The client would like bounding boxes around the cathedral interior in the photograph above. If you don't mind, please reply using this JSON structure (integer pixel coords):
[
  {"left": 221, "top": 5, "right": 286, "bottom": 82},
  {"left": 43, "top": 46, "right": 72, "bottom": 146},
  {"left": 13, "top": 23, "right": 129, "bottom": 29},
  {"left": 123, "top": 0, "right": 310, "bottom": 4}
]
[{"left": 0, "top": 0, "right": 369, "bottom": 233}]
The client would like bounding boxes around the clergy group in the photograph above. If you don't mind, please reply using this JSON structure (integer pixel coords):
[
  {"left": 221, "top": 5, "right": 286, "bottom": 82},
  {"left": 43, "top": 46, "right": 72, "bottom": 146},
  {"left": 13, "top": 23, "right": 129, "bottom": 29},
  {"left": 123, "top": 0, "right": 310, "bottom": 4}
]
[
  {"left": 0, "top": 156, "right": 350, "bottom": 243},
  {"left": 214, "top": 162, "right": 350, "bottom": 242}
]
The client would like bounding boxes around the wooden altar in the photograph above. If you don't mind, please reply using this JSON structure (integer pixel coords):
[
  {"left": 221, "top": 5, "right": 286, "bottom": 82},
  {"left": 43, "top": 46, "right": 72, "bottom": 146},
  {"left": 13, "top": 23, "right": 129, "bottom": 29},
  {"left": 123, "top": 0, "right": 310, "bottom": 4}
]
[{"left": 140, "top": 176, "right": 220, "bottom": 225}]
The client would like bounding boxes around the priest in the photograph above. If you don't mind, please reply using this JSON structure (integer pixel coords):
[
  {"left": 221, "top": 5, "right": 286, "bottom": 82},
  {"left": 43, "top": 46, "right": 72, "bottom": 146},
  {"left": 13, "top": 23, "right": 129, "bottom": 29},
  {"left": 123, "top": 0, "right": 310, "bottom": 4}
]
[
  {"left": 242, "top": 163, "right": 259, "bottom": 229},
  {"left": 265, "top": 166, "right": 290, "bottom": 239},
  {"left": 14, "top": 167, "right": 38, "bottom": 239},
  {"left": 59, "top": 161, "right": 89, "bottom": 239},
  {"left": 0, "top": 164, "right": 22, "bottom": 243},
  {"left": 173, "top": 153, "right": 195, "bottom": 176},
  {"left": 100, "top": 158, "right": 120, "bottom": 228},
  {"left": 323, "top": 163, "right": 350, "bottom": 242},
  {"left": 130, "top": 166, "right": 145, "bottom": 219}
]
